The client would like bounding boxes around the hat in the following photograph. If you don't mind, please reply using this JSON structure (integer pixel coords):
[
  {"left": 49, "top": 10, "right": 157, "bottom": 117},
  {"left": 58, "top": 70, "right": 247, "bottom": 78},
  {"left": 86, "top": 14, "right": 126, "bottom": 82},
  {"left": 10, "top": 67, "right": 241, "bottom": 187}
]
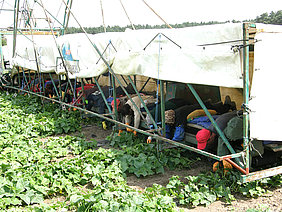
[
  {"left": 111, "top": 99, "right": 121, "bottom": 111},
  {"left": 165, "top": 110, "right": 175, "bottom": 124},
  {"left": 196, "top": 129, "right": 211, "bottom": 150}
]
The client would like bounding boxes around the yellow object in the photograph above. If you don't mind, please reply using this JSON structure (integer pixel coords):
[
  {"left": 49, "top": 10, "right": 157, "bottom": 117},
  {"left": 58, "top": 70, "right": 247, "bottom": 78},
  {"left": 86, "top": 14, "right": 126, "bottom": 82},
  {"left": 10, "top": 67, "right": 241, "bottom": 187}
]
[
  {"left": 102, "top": 121, "right": 107, "bottom": 130},
  {"left": 187, "top": 109, "right": 217, "bottom": 121}
]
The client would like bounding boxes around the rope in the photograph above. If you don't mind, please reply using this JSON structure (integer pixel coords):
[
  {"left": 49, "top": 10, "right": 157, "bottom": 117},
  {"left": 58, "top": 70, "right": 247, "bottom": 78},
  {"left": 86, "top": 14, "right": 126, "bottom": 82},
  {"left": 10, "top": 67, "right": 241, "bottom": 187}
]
[
  {"left": 154, "top": 34, "right": 162, "bottom": 127},
  {"left": 249, "top": 142, "right": 263, "bottom": 158},
  {"left": 107, "top": 40, "right": 113, "bottom": 97},
  {"left": 0, "top": 0, "right": 4, "bottom": 14},
  {"left": 141, "top": 0, "right": 172, "bottom": 29},
  {"left": 99, "top": 0, "right": 106, "bottom": 33},
  {"left": 119, "top": 0, "right": 135, "bottom": 30},
  {"left": 52, "top": 0, "right": 63, "bottom": 29}
]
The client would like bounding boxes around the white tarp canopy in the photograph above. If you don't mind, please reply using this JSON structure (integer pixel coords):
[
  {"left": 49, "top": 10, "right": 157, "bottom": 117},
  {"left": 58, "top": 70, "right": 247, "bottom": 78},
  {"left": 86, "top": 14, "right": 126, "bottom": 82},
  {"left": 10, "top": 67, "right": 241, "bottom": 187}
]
[
  {"left": 249, "top": 24, "right": 282, "bottom": 141},
  {"left": 10, "top": 34, "right": 58, "bottom": 73},
  {"left": 11, "top": 23, "right": 244, "bottom": 88},
  {"left": 111, "top": 23, "right": 243, "bottom": 88}
]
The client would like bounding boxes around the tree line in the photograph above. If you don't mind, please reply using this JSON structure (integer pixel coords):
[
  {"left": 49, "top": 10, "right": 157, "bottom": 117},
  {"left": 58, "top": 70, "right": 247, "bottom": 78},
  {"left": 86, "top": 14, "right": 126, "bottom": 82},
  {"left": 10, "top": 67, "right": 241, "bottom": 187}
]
[{"left": 65, "top": 10, "right": 282, "bottom": 34}]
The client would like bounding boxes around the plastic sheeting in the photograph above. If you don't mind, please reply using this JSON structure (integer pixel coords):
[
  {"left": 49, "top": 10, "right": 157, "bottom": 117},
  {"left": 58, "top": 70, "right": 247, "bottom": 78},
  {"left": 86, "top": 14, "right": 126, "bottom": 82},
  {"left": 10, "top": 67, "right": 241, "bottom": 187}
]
[
  {"left": 111, "top": 24, "right": 243, "bottom": 88},
  {"left": 249, "top": 24, "right": 282, "bottom": 141},
  {"left": 10, "top": 34, "right": 58, "bottom": 73},
  {"left": 11, "top": 23, "right": 244, "bottom": 88}
]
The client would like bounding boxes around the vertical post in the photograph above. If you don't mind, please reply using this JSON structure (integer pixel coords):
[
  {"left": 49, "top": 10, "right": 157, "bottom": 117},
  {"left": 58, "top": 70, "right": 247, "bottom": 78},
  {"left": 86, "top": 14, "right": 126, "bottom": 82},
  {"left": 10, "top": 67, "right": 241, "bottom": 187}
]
[
  {"left": 13, "top": 0, "right": 20, "bottom": 57},
  {"left": 64, "top": 0, "right": 73, "bottom": 32},
  {"left": 58, "top": 75, "right": 62, "bottom": 101},
  {"left": 17, "top": 67, "right": 20, "bottom": 88},
  {"left": 28, "top": 70, "right": 32, "bottom": 91},
  {"left": 111, "top": 74, "right": 118, "bottom": 131},
  {"left": 41, "top": 73, "right": 45, "bottom": 94},
  {"left": 22, "top": 69, "right": 30, "bottom": 91},
  {"left": 49, "top": 73, "right": 59, "bottom": 97},
  {"left": 243, "top": 23, "right": 250, "bottom": 174},
  {"left": 81, "top": 78, "right": 86, "bottom": 109},
  {"left": 160, "top": 80, "right": 165, "bottom": 137},
  {"left": 62, "top": 0, "right": 70, "bottom": 35},
  {"left": 0, "top": 34, "right": 4, "bottom": 72}
]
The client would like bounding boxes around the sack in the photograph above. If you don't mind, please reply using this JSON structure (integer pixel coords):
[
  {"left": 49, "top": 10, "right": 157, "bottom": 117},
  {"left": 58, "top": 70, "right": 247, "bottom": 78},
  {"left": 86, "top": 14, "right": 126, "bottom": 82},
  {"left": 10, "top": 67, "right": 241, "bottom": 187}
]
[{"left": 165, "top": 110, "right": 175, "bottom": 124}]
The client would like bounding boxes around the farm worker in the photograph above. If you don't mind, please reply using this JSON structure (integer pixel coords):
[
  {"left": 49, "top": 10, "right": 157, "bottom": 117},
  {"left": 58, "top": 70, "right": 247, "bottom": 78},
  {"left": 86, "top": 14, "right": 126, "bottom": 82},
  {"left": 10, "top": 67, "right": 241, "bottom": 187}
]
[
  {"left": 166, "top": 96, "right": 235, "bottom": 142},
  {"left": 86, "top": 84, "right": 135, "bottom": 113},
  {"left": 196, "top": 110, "right": 243, "bottom": 173},
  {"left": 118, "top": 95, "right": 155, "bottom": 133},
  {"left": 196, "top": 110, "right": 242, "bottom": 154},
  {"left": 147, "top": 98, "right": 188, "bottom": 124}
]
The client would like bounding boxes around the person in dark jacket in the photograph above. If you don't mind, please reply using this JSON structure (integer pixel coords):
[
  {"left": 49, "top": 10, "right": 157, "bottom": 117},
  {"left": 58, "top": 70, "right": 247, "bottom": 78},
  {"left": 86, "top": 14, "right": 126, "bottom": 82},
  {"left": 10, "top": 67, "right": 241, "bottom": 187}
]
[
  {"left": 167, "top": 97, "right": 236, "bottom": 142},
  {"left": 196, "top": 110, "right": 243, "bottom": 153}
]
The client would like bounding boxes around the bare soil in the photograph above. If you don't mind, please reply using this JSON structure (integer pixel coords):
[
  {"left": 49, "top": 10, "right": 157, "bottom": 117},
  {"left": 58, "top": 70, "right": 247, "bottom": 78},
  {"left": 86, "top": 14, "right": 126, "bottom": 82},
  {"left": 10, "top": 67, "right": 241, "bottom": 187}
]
[{"left": 76, "top": 123, "right": 282, "bottom": 212}]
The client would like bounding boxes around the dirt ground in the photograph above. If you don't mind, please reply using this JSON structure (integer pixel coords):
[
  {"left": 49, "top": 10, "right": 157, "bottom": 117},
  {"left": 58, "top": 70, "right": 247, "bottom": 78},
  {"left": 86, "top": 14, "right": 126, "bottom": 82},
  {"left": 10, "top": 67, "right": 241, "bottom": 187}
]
[{"left": 77, "top": 124, "right": 282, "bottom": 212}]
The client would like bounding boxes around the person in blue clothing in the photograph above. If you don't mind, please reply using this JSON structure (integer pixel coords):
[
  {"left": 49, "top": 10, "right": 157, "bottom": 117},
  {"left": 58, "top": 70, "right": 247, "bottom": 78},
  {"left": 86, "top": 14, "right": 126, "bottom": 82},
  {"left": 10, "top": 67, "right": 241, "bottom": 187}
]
[
  {"left": 196, "top": 110, "right": 243, "bottom": 154},
  {"left": 167, "top": 97, "right": 236, "bottom": 142}
]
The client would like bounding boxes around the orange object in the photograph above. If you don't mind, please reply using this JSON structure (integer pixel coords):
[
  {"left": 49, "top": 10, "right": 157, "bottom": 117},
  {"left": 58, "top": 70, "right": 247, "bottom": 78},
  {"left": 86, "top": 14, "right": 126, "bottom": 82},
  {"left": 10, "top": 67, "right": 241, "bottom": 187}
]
[
  {"left": 118, "top": 130, "right": 123, "bottom": 136},
  {"left": 147, "top": 136, "right": 152, "bottom": 144},
  {"left": 213, "top": 161, "right": 220, "bottom": 172},
  {"left": 222, "top": 160, "right": 233, "bottom": 174},
  {"left": 125, "top": 123, "right": 133, "bottom": 132}
]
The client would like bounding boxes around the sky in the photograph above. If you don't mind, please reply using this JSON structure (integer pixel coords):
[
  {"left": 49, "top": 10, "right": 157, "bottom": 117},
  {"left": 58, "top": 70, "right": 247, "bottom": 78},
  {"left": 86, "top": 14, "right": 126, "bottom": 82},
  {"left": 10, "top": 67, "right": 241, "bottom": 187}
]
[{"left": 0, "top": 0, "right": 281, "bottom": 28}]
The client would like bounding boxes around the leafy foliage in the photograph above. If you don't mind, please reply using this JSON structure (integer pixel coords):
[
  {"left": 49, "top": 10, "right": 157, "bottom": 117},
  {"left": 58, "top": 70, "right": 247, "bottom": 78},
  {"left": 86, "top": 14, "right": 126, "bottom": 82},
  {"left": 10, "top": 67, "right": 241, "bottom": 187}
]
[
  {"left": 110, "top": 131, "right": 199, "bottom": 177},
  {"left": 0, "top": 92, "right": 176, "bottom": 211},
  {"left": 254, "top": 10, "right": 282, "bottom": 25},
  {"left": 165, "top": 171, "right": 282, "bottom": 207},
  {"left": 0, "top": 91, "right": 281, "bottom": 211}
]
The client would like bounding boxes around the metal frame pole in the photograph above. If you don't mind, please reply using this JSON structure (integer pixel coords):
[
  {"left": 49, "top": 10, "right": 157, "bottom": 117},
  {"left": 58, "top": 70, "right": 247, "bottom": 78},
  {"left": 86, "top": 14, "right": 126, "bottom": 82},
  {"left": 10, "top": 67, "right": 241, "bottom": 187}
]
[
  {"left": 28, "top": 69, "right": 32, "bottom": 90},
  {"left": 62, "top": 0, "right": 73, "bottom": 35},
  {"left": 49, "top": 73, "right": 60, "bottom": 97},
  {"left": 22, "top": 69, "right": 30, "bottom": 91},
  {"left": 160, "top": 80, "right": 166, "bottom": 136},
  {"left": 243, "top": 23, "right": 250, "bottom": 174},
  {"left": 17, "top": 67, "right": 20, "bottom": 88},
  {"left": 81, "top": 78, "right": 86, "bottom": 109},
  {"left": 58, "top": 75, "right": 62, "bottom": 101},
  {"left": 139, "top": 77, "right": 151, "bottom": 93},
  {"left": 13, "top": 0, "right": 20, "bottom": 58},
  {"left": 0, "top": 34, "right": 4, "bottom": 72}
]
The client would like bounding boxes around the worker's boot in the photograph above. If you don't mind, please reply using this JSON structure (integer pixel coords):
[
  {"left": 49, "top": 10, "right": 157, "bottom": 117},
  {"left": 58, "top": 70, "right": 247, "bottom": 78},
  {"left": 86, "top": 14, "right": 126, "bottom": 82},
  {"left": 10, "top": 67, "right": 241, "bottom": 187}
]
[
  {"left": 172, "top": 125, "right": 185, "bottom": 142},
  {"left": 165, "top": 124, "right": 172, "bottom": 139}
]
